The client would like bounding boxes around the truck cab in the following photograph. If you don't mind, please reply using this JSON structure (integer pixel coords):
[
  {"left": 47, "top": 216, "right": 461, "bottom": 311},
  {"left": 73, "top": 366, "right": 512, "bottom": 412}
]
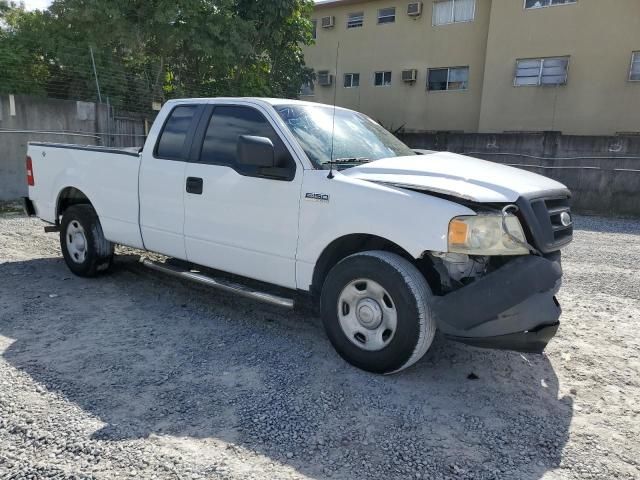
[{"left": 25, "top": 97, "right": 573, "bottom": 374}]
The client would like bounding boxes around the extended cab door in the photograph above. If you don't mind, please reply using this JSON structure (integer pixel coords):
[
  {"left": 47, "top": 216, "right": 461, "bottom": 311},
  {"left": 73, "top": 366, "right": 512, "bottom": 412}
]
[
  {"left": 139, "top": 104, "right": 204, "bottom": 259},
  {"left": 183, "top": 103, "right": 301, "bottom": 289}
]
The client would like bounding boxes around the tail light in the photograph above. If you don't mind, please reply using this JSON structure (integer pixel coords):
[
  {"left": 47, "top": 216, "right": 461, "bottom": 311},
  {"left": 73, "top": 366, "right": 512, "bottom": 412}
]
[{"left": 26, "top": 156, "right": 34, "bottom": 186}]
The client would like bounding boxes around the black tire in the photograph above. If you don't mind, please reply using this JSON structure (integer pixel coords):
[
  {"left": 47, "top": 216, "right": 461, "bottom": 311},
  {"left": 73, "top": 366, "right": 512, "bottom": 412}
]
[
  {"left": 320, "top": 251, "right": 436, "bottom": 374},
  {"left": 59, "top": 204, "right": 114, "bottom": 277}
]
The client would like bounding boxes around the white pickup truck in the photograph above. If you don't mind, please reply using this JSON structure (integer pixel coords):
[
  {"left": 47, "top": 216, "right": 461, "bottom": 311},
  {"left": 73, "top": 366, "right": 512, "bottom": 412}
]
[{"left": 24, "top": 98, "right": 573, "bottom": 374}]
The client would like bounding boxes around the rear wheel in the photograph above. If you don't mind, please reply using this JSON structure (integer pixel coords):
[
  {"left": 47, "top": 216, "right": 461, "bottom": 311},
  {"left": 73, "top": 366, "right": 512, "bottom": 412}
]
[
  {"left": 320, "top": 250, "right": 436, "bottom": 374},
  {"left": 60, "top": 205, "right": 114, "bottom": 277}
]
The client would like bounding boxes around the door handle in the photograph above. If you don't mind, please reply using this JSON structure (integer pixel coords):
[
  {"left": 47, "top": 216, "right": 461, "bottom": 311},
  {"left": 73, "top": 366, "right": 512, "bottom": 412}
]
[{"left": 186, "top": 177, "right": 203, "bottom": 195}]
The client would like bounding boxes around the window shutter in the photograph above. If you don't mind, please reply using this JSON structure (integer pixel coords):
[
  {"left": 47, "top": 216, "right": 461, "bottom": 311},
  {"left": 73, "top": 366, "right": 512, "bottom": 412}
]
[
  {"left": 433, "top": 0, "right": 453, "bottom": 25},
  {"left": 453, "top": 0, "right": 475, "bottom": 22},
  {"left": 515, "top": 59, "right": 542, "bottom": 86},
  {"left": 631, "top": 53, "right": 640, "bottom": 81},
  {"left": 541, "top": 58, "right": 568, "bottom": 85}
]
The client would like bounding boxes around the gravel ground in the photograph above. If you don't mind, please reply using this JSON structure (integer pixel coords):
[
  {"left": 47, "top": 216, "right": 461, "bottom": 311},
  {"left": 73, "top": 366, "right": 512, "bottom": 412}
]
[{"left": 0, "top": 212, "right": 638, "bottom": 480}]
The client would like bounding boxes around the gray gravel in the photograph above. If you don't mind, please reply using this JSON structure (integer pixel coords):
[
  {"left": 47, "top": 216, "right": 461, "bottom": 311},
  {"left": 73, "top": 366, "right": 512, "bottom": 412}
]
[{"left": 0, "top": 212, "right": 639, "bottom": 480}]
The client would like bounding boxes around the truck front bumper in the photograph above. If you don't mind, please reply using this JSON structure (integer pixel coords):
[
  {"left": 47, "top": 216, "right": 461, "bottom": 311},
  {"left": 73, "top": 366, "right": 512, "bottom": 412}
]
[{"left": 432, "top": 255, "right": 562, "bottom": 354}]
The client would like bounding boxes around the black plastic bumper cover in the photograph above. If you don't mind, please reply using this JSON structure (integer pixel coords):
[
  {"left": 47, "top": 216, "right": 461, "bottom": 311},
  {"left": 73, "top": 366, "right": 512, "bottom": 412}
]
[
  {"left": 432, "top": 255, "right": 563, "bottom": 354},
  {"left": 446, "top": 322, "right": 560, "bottom": 354}
]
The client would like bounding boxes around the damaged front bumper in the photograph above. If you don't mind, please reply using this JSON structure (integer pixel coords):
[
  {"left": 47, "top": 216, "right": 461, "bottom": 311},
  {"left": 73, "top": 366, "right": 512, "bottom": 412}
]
[{"left": 432, "top": 255, "right": 563, "bottom": 354}]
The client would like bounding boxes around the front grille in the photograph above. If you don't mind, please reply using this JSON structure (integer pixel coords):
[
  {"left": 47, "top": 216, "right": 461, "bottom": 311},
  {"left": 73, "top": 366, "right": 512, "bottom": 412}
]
[
  {"left": 516, "top": 193, "right": 573, "bottom": 254},
  {"left": 544, "top": 197, "right": 573, "bottom": 244}
]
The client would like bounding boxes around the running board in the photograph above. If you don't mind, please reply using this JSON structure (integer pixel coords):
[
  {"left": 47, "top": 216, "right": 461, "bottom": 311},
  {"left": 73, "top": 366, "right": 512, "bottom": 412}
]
[{"left": 139, "top": 258, "right": 294, "bottom": 309}]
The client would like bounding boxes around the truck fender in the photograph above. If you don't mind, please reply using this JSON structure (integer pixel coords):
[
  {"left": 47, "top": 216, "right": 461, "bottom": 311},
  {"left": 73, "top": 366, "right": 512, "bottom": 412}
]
[
  {"left": 55, "top": 186, "right": 95, "bottom": 223},
  {"left": 309, "top": 233, "right": 415, "bottom": 297}
]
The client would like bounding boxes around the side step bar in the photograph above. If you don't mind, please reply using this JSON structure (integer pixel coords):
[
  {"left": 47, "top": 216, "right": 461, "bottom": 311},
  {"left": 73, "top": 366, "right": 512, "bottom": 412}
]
[{"left": 139, "top": 258, "right": 294, "bottom": 309}]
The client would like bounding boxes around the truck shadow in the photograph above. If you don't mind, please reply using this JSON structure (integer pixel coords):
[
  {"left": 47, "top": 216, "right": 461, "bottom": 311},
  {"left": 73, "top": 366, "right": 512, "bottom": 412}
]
[{"left": 0, "top": 257, "right": 573, "bottom": 480}]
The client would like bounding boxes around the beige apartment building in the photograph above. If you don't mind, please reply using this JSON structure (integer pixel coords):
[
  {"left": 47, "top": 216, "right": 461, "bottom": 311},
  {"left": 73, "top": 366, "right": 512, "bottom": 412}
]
[{"left": 303, "top": 0, "right": 640, "bottom": 135}]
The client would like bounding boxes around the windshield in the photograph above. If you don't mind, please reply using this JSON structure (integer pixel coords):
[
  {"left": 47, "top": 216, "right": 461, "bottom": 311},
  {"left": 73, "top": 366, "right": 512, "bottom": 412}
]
[{"left": 274, "top": 104, "right": 415, "bottom": 169}]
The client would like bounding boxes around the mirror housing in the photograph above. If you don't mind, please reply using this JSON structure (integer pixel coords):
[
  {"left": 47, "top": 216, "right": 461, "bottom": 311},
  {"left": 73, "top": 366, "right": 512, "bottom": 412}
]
[{"left": 237, "top": 135, "right": 275, "bottom": 168}]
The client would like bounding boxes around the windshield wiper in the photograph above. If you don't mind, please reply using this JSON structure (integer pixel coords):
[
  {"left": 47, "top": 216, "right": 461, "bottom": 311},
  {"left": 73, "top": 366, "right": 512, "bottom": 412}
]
[
  {"left": 329, "top": 157, "right": 371, "bottom": 164},
  {"left": 325, "top": 157, "right": 372, "bottom": 179}
]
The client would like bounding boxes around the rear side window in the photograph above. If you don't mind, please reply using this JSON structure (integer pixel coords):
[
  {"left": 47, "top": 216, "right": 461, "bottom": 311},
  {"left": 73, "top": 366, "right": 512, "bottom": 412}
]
[
  {"left": 200, "top": 106, "right": 294, "bottom": 174},
  {"left": 155, "top": 106, "right": 198, "bottom": 159}
]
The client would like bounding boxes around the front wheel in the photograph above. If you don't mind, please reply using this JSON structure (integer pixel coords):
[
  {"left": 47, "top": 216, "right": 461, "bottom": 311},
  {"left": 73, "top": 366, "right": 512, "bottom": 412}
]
[
  {"left": 60, "top": 204, "right": 114, "bottom": 277},
  {"left": 320, "top": 251, "right": 436, "bottom": 374}
]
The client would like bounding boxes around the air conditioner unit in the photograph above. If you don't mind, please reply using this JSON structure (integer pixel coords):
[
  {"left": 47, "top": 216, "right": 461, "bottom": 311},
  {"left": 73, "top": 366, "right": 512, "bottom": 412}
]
[
  {"left": 321, "top": 16, "right": 335, "bottom": 28},
  {"left": 402, "top": 69, "right": 418, "bottom": 82},
  {"left": 407, "top": 2, "right": 422, "bottom": 17},
  {"left": 317, "top": 71, "right": 333, "bottom": 86}
]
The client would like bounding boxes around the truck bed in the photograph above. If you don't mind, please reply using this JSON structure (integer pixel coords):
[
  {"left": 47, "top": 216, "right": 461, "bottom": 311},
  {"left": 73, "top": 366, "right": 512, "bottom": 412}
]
[{"left": 26, "top": 141, "right": 144, "bottom": 249}]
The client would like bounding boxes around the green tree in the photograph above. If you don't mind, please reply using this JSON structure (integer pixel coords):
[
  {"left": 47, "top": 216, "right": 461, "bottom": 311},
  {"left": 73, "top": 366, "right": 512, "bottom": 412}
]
[
  {"left": 0, "top": 0, "right": 314, "bottom": 111},
  {"left": 0, "top": 2, "right": 51, "bottom": 95}
]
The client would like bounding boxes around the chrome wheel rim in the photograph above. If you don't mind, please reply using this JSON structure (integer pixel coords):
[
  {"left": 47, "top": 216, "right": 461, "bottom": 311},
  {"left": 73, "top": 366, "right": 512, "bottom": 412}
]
[
  {"left": 337, "top": 278, "right": 397, "bottom": 351},
  {"left": 66, "top": 220, "right": 87, "bottom": 264}
]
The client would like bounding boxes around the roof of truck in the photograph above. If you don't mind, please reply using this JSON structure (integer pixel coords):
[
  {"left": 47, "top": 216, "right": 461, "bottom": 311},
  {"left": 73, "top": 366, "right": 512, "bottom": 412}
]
[
  {"left": 164, "top": 97, "right": 356, "bottom": 113},
  {"left": 165, "top": 97, "right": 322, "bottom": 107}
]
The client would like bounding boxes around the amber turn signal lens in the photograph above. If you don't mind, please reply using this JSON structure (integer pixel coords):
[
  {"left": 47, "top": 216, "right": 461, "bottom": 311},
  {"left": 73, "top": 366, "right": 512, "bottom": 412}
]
[{"left": 448, "top": 219, "right": 468, "bottom": 246}]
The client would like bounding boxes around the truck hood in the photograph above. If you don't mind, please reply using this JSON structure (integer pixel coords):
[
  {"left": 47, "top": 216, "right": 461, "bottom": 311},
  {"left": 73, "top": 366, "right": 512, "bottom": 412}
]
[{"left": 341, "top": 152, "right": 568, "bottom": 203}]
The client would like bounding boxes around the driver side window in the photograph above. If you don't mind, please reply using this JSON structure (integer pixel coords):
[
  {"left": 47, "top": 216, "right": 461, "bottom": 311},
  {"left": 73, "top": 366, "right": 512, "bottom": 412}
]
[{"left": 199, "top": 106, "right": 295, "bottom": 179}]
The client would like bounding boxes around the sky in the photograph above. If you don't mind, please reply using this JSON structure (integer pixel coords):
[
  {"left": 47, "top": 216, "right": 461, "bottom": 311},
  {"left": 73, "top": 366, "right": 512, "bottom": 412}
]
[{"left": 22, "top": 0, "right": 53, "bottom": 10}]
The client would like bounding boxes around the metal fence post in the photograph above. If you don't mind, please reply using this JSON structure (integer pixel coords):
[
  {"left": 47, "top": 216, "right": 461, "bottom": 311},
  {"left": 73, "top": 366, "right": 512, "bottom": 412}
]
[{"left": 89, "top": 46, "right": 102, "bottom": 104}]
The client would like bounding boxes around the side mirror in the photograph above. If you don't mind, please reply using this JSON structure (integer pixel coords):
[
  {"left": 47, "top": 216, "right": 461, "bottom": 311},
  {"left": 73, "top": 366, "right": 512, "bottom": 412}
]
[{"left": 237, "top": 135, "right": 275, "bottom": 167}]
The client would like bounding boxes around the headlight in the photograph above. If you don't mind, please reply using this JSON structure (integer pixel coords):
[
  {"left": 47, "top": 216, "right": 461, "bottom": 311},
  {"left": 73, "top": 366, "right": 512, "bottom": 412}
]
[{"left": 448, "top": 214, "right": 529, "bottom": 255}]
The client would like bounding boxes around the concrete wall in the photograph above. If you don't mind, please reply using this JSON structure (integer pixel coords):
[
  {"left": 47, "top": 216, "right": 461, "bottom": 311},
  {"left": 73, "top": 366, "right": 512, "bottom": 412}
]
[
  {"left": 478, "top": 0, "right": 640, "bottom": 135},
  {"left": 305, "top": 0, "right": 491, "bottom": 132},
  {"left": 3, "top": 96, "right": 638, "bottom": 216},
  {"left": 401, "top": 131, "right": 640, "bottom": 216},
  {"left": 0, "top": 95, "right": 145, "bottom": 201},
  {"left": 304, "top": 0, "right": 640, "bottom": 135}
]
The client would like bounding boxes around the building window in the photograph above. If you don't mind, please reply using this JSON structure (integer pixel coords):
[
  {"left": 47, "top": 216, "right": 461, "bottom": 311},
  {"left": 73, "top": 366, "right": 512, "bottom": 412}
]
[
  {"left": 514, "top": 57, "right": 569, "bottom": 86},
  {"left": 432, "top": 0, "right": 475, "bottom": 26},
  {"left": 312, "top": 19, "right": 317, "bottom": 39},
  {"left": 427, "top": 67, "right": 469, "bottom": 91},
  {"left": 630, "top": 52, "right": 640, "bottom": 81},
  {"left": 374, "top": 71, "right": 392, "bottom": 86},
  {"left": 300, "top": 81, "right": 315, "bottom": 96},
  {"left": 525, "top": 0, "right": 576, "bottom": 9},
  {"left": 347, "top": 12, "right": 364, "bottom": 28},
  {"left": 344, "top": 73, "right": 360, "bottom": 88},
  {"left": 377, "top": 7, "right": 396, "bottom": 24}
]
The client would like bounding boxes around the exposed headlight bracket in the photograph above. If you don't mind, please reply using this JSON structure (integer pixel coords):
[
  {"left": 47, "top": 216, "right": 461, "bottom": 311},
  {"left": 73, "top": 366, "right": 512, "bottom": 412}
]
[{"left": 501, "top": 205, "right": 541, "bottom": 256}]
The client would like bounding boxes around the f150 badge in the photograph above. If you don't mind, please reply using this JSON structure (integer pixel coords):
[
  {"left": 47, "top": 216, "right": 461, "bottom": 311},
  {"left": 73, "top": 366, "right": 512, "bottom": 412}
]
[{"left": 305, "top": 192, "right": 330, "bottom": 202}]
